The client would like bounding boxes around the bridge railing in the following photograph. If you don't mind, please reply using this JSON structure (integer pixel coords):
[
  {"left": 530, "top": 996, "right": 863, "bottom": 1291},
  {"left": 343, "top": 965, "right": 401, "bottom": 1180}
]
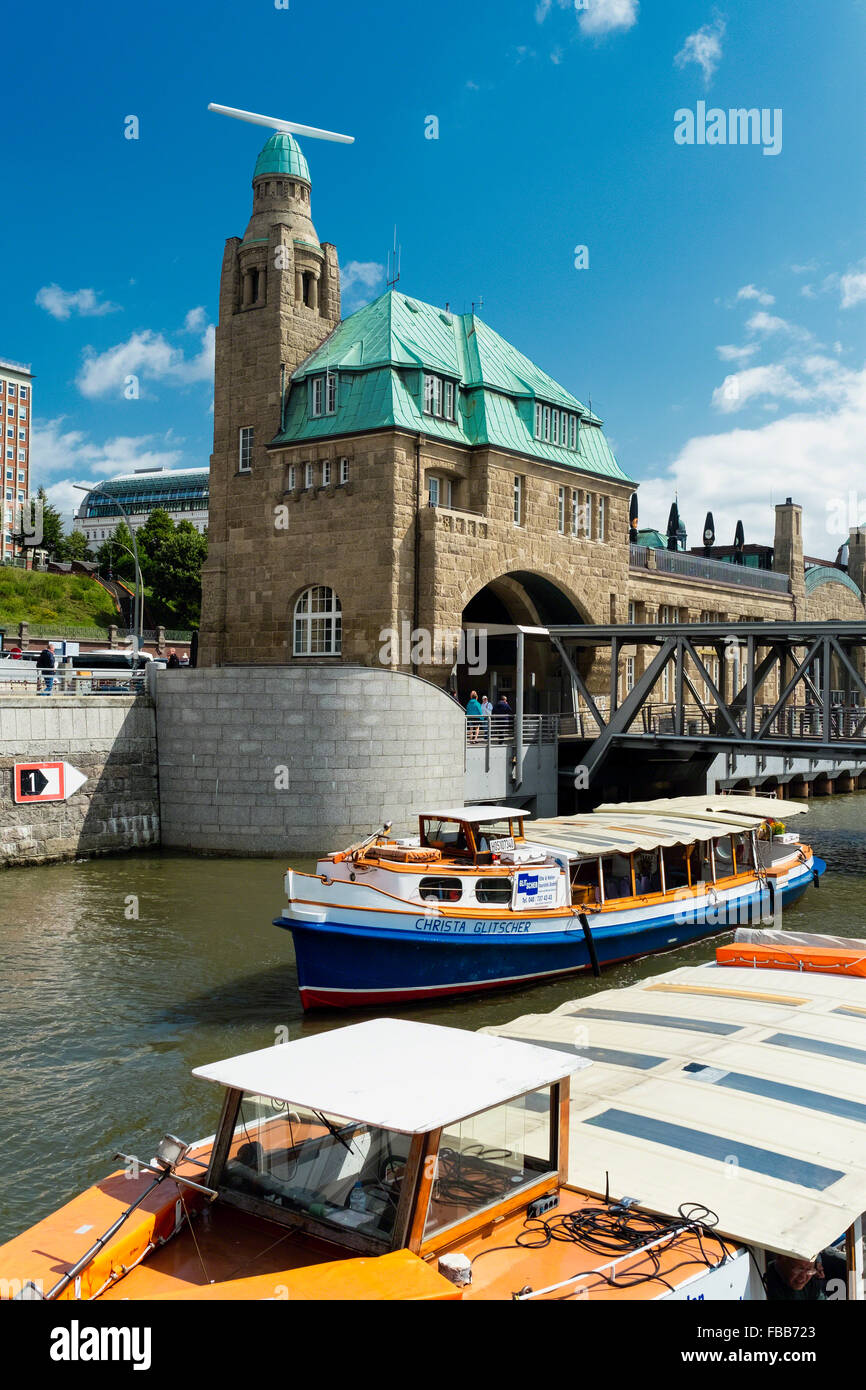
[
  {"left": 465, "top": 714, "right": 560, "bottom": 747},
  {"left": 639, "top": 702, "right": 866, "bottom": 741}
]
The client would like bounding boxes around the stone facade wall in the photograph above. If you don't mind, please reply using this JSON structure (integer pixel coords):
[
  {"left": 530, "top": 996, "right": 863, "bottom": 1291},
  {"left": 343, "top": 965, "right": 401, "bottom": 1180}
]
[
  {"left": 0, "top": 697, "right": 159, "bottom": 867},
  {"left": 155, "top": 665, "right": 465, "bottom": 855}
]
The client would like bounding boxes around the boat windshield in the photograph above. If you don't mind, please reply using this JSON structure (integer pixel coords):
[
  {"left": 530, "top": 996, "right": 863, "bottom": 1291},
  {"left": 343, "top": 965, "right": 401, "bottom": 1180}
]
[
  {"left": 219, "top": 1093, "right": 411, "bottom": 1244},
  {"left": 473, "top": 819, "right": 523, "bottom": 852},
  {"left": 423, "top": 1087, "right": 556, "bottom": 1241}
]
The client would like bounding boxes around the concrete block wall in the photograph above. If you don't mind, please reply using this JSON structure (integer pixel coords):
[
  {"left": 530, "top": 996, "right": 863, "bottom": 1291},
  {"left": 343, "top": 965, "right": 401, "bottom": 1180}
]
[
  {"left": 0, "top": 697, "right": 159, "bottom": 867},
  {"left": 155, "top": 665, "right": 466, "bottom": 855}
]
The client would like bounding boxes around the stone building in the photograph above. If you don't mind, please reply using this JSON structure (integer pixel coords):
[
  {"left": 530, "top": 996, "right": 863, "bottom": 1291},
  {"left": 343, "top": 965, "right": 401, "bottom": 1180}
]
[{"left": 200, "top": 130, "right": 866, "bottom": 713}]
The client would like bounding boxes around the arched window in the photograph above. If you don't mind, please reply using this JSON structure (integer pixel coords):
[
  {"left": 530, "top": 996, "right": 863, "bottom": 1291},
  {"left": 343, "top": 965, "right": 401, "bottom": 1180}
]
[{"left": 293, "top": 586, "right": 342, "bottom": 656}]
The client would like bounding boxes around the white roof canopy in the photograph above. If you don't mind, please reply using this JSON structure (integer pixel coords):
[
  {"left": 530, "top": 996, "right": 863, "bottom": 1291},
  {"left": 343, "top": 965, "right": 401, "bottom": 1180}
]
[
  {"left": 487, "top": 962, "right": 866, "bottom": 1259},
  {"left": 595, "top": 794, "right": 809, "bottom": 820},
  {"left": 422, "top": 806, "right": 527, "bottom": 824},
  {"left": 192, "top": 1018, "right": 583, "bottom": 1134},
  {"left": 524, "top": 811, "right": 767, "bottom": 859}
]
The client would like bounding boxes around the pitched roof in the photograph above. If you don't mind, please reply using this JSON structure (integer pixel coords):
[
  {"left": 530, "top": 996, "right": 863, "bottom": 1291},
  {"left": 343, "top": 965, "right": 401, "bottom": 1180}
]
[{"left": 271, "top": 291, "right": 633, "bottom": 484}]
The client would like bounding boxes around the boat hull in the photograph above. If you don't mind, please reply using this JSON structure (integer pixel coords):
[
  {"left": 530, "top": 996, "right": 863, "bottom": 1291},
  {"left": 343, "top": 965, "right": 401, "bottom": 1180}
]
[{"left": 277, "top": 857, "right": 825, "bottom": 1008}]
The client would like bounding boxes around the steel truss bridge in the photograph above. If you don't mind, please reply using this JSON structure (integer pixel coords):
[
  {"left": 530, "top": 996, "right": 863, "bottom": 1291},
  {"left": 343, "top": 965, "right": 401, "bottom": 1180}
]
[{"left": 548, "top": 620, "right": 866, "bottom": 782}]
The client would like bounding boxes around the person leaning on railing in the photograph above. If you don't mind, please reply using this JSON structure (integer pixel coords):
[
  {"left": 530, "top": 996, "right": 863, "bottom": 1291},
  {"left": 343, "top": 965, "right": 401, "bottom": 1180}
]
[{"left": 465, "top": 691, "right": 485, "bottom": 743}]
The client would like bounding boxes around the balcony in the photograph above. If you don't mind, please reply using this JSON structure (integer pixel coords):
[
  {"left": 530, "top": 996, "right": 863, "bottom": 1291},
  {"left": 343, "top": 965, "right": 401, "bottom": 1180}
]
[{"left": 630, "top": 545, "right": 790, "bottom": 595}]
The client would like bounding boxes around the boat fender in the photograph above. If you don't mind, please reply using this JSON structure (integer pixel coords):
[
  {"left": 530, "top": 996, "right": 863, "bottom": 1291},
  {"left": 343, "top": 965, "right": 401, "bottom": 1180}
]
[
  {"left": 813, "top": 868, "right": 820, "bottom": 889},
  {"left": 350, "top": 872, "right": 356, "bottom": 882}
]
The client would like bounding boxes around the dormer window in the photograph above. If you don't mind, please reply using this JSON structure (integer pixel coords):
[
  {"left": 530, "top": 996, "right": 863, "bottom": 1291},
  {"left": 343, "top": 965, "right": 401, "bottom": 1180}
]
[
  {"left": 310, "top": 371, "right": 337, "bottom": 418},
  {"left": 423, "top": 374, "right": 456, "bottom": 422},
  {"left": 534, "top": 403, "right": 579, "bottom": 451}
]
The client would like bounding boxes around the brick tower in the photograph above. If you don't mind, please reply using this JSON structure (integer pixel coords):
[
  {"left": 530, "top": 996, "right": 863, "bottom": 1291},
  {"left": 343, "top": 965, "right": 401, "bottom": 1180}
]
[{"left": 199, "top": 131, "right": 340, "bottom": 665}]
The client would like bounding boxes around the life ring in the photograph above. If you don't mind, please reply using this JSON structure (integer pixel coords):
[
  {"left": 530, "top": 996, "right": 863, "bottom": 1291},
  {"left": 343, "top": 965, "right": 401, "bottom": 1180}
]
[{"left": 374, "top": 846, "right": 442, "bottom": 864}]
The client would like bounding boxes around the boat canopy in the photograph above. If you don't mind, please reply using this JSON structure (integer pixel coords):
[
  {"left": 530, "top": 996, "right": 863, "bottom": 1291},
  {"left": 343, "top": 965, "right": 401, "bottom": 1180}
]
[
  {"left": 594, "top": 794, "right": 808, "bottom": 820},
  {"left": 487, "top": 962, "right": 866, "bottom": 1260},
  {"left": 523, "top": 810, "right": 770, "bottom": 859},
  {"left": 421, "top": 806, "right": 527, "bottom": 824},
  {"left": 192, "top": 1018, "right": 584, "bottom": 1135}
]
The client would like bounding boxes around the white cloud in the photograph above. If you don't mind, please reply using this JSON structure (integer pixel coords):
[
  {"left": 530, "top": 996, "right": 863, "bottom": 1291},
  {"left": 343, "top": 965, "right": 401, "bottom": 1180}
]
[
  {"left": 578, "top": 0, "right": 639, "bottom": 37},
  {"left": 638, "top": 362, "right": 866, "bottom": 553},
  {"left": 675, "top": 17, "right": 726, "bottom": 83},
  {"left": 716, "top": 343, "right": 759, "bottom": 364},
  {"left": 183, "top": 306, "right": 207, "bottom": 333},
  {"left": 535, "top": 0, "right": 552, "bottom": 20},
  {"left": 340, "top": 260, "right": 386, "bottom": 310},
  {"left": 745, "top": 310, "right": 812, "bottom": 342},
  {"left": 35, "top": 284, "right": 120, "bottom": 320},
  {"left": 30, "top": 418, "right": 184, "bottom": 523},
  {"left": 840, "top": 269, "right": 866, "bottom": 309},
  {"left": 736, "top": 283, "right": 775, "bottom": 307},
  {"left": 76, "top": 319, "right": 215, "bottom": 398},
  {"left": 712, "top": 364, "right": 808, "bottom": 413}
]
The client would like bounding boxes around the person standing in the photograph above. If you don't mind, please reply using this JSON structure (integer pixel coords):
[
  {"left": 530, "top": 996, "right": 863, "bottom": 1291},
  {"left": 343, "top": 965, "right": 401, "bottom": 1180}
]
[
  {"left": 36, "top": 642, "right": 56, "bottom": 695},
  {"left": 491, "top": 692, "right": 512, "bottom": 742},
  {"left": 465, "top": 690, "right": 484, "bottom": 743},
  {"left": 481, "top": 694, "right": 493, "bottom": 717}
]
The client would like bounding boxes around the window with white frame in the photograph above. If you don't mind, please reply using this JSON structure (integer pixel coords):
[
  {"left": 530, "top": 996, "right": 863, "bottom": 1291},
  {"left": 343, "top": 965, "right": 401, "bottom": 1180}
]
[
  {"left": 542, "top": 405, "right": 550, "bottom": 441},
  {"left": 557, "top": 487, "right": 565, "bottom": 533},
  {"left": 238, "top": 427, "right": 253, "bottom": 471},
  {"left": 305, "top": 462, "right": 314, "bottom": 489},
  {"left": 339, "top": 457, "right": 349, "bottom": 484},
  {"left": 7, "top": 385, "right": 15, "bottom": 397},
  {"left": 322, "top": 459, "right": 332, "bottom": 486},
  {"left": 585, "top": 492, "right": 594, "bottom": 539},
  {"left": 570, "top": 414, "right": 578, "bottom": 450},
  {"left": 552, "top": 411, "right": 560, "bottom": 446},
  {"left": 597, "top": 495, "right": 606, "bottom": 541},
  {"left": 513, "top": 475, "right": 524, "bottom": 526},
  {"left": 534, "top": 402, "right": 543, "bottom": 437},
  {"left": 422, "top": 373, "right": 456, "bottom": 421},
  {"left": 625, "top": 656, "right": 635, "bottom": 694},
  {"left": 293, "top": 585, "right": 342, "bottom": 656},
  {"left": 571, "top": 490, "right": 579, "bottom": 536},
  {"left": 428, "top": 475, "right": 440, "bottom": 507},
  {"left": 19, "top": 386, "right": 27, "bottom": 400},
  {"left": 287, "top": 464, "right": 296, "bottom": 490},
  {"left": 310, "top": 371, "right": 337, "bottom": 418},
  {"left": 628, "top": 601, "right": 636, "bottom": 624}
]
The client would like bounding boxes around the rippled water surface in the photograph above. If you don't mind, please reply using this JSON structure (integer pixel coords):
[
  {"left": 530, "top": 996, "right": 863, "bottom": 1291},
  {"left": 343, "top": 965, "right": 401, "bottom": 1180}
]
[{"left": 0, "top": 793, "right": 864, "bottom": 1240}]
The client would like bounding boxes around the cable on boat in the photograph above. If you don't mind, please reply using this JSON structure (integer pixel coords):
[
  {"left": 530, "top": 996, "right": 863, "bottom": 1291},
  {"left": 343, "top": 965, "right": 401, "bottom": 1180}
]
[{"left": 472, "top": 1200, "right": 738, "bottom": 1299}]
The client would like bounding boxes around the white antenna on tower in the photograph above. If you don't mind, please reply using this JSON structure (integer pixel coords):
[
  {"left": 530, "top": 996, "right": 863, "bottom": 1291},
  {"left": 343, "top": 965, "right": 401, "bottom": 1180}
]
[
  {"left": 387, "top": 226, "right": 401, "bottom": 290},
  {"left": 208, "top": 103, "right": 355, "bottom": 144}
]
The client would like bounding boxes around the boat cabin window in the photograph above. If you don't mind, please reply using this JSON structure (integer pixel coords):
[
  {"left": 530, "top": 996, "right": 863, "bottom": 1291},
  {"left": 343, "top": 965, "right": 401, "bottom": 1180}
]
[
  {"left": 714, "top": 836, "right": 735, "bottom": 875},
  {"left": 732, "top": 832, "right": 755, "bottom": 870},
  {"left": 473, "top": 819, "right": 524, "bottom": 853},
  {"left": 599, "top": 853, "right": 633, "bottom": 901},
  {"left": 571, "top": 858, "right": 601, "bottom": 905},
  {"left": 421, "top": 819, "right": 471, "bottom": 855},
  {"left": 217, "top": 1093, "right": 411, "bottom": 1245},
  {"left": 663, "top": 844, "right": 692, "bottom": 889},
  {"left": 633, "top": 849, "right": 662, "bottom": 895},
  {"left": 475, "top": 877, "right": 513, "bottom": 904},
  {"left": 419, "top": 876, "right": 463, "bottom": 903},
  {"left": 422, "top": 1088, "right": 557, "bottom": 1241}
]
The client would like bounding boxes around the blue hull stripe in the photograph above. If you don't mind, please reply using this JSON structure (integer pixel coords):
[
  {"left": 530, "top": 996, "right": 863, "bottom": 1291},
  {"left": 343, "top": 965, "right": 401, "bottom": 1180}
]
[{"left": 584, "top": 1108, "right": 844, "bottom": 1191}]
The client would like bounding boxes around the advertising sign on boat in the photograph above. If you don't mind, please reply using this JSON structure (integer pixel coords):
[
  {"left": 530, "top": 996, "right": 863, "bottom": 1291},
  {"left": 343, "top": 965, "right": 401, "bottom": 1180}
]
[{"left": 512, "top": 868, "right": 561, "bottom": 911}]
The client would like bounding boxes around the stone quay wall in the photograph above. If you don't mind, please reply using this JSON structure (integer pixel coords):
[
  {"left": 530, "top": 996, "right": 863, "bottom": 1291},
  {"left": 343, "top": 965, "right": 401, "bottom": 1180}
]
[
  {"left": 154, "top": 665, "right": 466, "bottom": 855},
  {"left": 0, "top": 696, "right": 159, "bottom": 867}
]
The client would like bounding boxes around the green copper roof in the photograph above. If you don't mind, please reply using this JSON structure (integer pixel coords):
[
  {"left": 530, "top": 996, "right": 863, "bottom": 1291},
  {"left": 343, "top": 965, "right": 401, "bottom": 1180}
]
[
  {"left": 271, "top": 291, "right": 633, "bottom": 484},
  {"left": 805, "top": 564, "right": 861, "bottom": 598},
  {"left": 636, "top": 528, "right": 668, "bottom": 549},
  {"left": 253, "top": 132, "right": 310, "bottom": 183}
]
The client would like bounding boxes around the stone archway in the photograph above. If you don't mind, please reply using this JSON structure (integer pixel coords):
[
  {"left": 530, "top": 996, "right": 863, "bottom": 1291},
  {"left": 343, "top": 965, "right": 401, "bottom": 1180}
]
[{"left": 456, "top": 570, "right": 590, "bottom": 713}]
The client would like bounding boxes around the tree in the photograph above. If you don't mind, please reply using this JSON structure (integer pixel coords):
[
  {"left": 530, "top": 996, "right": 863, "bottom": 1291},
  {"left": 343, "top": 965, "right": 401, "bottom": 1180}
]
[
  {"left": 57, "top": 529, "right": 90, "bottom": 562},
  {"left": 137, "top": 510, "right": 208, "bottom": 626},
  {"left": 35, "top": 487, "right": 64, "bottom": 558},
  {"left": 97, "top": 522, "right": 137, "bottom": 582}
]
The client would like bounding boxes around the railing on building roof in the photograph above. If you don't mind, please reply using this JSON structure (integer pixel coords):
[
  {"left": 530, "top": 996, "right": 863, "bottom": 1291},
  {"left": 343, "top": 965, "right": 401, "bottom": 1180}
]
[{"left": 629, "top": 544, "right": 790, "bottom": 594}]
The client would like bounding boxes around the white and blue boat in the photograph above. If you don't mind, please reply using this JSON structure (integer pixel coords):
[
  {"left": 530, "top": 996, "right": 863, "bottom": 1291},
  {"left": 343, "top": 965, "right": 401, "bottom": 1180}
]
[{"left": 275, "top": 794, "right": 825, "bottom": 1009}]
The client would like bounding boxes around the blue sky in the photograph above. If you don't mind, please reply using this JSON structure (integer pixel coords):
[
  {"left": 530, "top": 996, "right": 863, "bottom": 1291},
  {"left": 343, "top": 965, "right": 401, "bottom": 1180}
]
[{"left": 2, "top": 0, "right": 865, "bottom": 553}]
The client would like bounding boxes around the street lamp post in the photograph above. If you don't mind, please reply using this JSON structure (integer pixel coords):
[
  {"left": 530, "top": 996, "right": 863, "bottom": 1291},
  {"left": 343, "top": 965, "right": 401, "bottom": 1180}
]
[{"left": 72, "top": 483, "right": 142, "bottom": 648}]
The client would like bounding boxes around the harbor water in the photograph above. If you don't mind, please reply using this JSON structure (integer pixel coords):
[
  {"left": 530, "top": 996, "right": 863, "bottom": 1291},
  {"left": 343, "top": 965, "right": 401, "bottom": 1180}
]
[{"left": 1, "top": 793, "right": 864, "bottom": 1242}]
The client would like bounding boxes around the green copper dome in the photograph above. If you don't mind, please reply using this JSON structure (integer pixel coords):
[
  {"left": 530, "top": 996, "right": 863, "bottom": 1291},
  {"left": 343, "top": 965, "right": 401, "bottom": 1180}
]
[{"left": 253, "top": 131, "right": 310, "bottom": 184}]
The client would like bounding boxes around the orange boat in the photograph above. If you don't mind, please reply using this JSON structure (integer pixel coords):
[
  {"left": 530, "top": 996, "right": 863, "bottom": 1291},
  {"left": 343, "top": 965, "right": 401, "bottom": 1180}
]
[
  {"left": 0, "top": 1019, "right": 755, "bottom": 1303},
  {"left": 718, "top": 929, "right": 866, "bottom": 979}
]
